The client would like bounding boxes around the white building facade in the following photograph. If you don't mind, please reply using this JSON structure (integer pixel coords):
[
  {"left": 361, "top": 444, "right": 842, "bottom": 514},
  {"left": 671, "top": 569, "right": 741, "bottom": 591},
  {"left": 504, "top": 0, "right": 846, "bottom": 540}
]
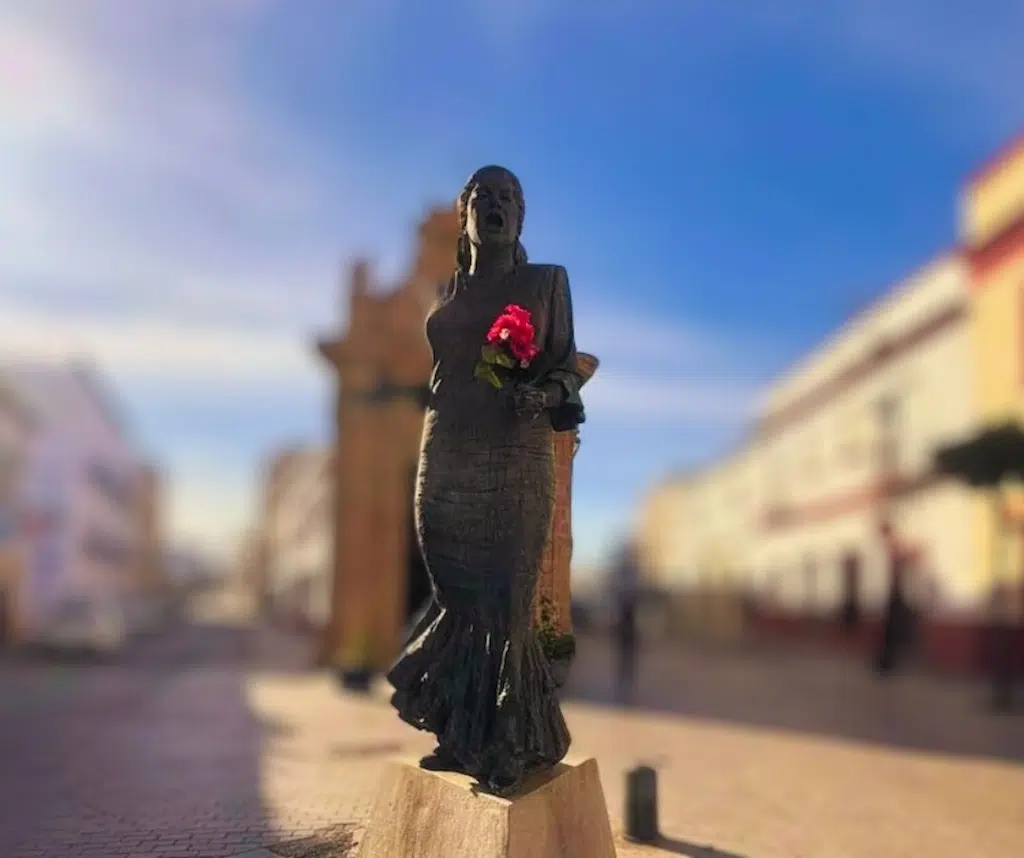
[
  {"left": 750, "top": 254, "right": 977, "bottom": 617},
  {"left": 641, "top": 253, "right": 981, "bottom": 640},
  {"left": 261, "top": 447, "right": 333, "bottom": 631},
  {"left": 4, "top": 362, "right": 144, "bottom": 635}
]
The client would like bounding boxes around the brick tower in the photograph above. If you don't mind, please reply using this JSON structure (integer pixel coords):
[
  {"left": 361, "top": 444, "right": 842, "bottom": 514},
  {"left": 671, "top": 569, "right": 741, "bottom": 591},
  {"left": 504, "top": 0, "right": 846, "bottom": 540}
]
[{"left": 316, "top": 206, "right": 459, "bottom": 677}]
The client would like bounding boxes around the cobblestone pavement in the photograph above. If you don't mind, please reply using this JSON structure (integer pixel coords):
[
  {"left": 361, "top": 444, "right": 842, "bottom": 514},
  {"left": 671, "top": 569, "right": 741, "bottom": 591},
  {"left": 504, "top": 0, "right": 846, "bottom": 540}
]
[{"left": 1, "top": 619, "right": 1023, "bottom": 858}]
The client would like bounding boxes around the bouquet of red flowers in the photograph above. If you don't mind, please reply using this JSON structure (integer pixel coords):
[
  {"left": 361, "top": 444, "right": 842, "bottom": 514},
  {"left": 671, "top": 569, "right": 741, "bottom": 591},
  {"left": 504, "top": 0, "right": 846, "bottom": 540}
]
[{"left": 473, "top": 303, "right": 541, "bottom": 390}]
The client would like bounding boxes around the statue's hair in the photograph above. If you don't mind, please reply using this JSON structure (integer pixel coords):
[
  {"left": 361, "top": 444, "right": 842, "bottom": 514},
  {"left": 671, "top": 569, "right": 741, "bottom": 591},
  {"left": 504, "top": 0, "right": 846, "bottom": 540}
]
[{"left": 455, "top": 165, "right": 527, "bottom": 274}]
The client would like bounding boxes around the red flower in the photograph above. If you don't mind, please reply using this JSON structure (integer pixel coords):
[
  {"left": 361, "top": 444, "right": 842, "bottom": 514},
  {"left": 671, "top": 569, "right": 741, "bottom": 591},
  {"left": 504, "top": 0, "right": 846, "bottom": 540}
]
[
  {"left": 475, "top": 304, "right": 542, "bottom": 390},
  {"left": 486, "top": 304, "right": 538, "bottom": 365}
]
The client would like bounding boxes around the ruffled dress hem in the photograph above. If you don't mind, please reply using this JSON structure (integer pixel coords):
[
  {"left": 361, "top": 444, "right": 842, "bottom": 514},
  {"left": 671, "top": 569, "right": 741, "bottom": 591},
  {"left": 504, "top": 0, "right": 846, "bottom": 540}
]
[{"left": 386, "top": 598, "right": 571, "bottom": 787}]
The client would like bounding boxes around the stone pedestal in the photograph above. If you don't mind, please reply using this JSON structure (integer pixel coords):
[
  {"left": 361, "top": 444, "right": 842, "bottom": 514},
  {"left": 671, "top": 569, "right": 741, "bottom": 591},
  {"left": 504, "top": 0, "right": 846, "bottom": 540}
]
[{"left": 357, "top": 757, "right": 617, "bottom": 858}]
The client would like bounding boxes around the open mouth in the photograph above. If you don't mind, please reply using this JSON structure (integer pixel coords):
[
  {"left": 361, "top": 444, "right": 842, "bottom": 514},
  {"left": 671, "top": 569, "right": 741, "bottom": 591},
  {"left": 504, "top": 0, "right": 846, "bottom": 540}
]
[{"left": 485, "top": 211, "right": 504, "bottom": 230}]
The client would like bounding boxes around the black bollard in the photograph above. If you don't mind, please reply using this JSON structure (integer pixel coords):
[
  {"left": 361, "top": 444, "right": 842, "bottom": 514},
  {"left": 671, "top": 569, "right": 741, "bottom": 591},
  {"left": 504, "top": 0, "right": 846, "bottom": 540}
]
[
  {"left": 625, "top": 764, "right": 659, "bottom": 843},
  {"left": 337, "top": 666, "right": 374, "bottom": 693}
]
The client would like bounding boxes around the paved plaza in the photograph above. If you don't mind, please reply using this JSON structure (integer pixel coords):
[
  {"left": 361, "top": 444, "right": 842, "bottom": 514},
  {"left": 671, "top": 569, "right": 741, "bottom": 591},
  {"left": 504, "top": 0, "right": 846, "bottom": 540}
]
[{"left": 1, "top": 615, "right": 1022, "bottom": 858}]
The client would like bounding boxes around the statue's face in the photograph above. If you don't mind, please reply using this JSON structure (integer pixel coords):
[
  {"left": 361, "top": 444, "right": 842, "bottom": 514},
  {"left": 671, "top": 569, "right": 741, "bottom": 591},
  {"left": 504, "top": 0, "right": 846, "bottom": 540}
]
[{"left": 465, "top": 170, "right": 521, "bottom": 248}]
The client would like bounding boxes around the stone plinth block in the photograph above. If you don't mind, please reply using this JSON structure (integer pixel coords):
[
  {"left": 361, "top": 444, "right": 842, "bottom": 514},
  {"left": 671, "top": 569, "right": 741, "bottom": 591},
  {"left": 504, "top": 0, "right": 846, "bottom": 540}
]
[{"left": 357, "top": 756, "right": 617, "bottom": 858}]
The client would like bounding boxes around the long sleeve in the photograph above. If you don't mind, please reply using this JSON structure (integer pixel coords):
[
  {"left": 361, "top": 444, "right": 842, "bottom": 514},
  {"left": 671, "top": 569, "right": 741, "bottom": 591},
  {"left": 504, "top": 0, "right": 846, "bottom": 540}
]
[{"left": 542, "top": 265, "right": 586, "bottom": 433}]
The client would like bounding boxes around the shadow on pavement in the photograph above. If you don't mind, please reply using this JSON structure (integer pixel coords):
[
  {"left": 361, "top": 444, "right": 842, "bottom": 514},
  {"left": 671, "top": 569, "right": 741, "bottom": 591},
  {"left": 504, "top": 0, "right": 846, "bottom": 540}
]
[
  {"left": 562, "top": 632, "right": 1024, "bottom": 765},
  {"left": 264, "top": 823, "right": 358, "bottom": 858},
  {"left": 0, "top": 623, "right": 276, "bottom": 857},
  {"left": 655, "top": 836, "right": 749, "bottom": 858},
  {"left": 0, "top": 619, "right": 359, "bottom": 858}
]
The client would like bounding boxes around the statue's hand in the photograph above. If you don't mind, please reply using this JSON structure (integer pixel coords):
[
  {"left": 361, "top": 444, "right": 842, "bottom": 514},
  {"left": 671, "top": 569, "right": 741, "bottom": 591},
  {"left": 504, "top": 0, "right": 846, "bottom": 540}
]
[{"left": 510, "top": 383, "right": 548, "bottom": 417}]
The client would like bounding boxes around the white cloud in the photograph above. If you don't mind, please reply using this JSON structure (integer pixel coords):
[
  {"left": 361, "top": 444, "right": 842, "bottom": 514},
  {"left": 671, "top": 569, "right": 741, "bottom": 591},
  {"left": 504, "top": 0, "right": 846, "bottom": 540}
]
[
  {"left": 0, "top": 1, "right": 303, "bottom": 203},
  {"left": 574, "top": 306, "right": 763, "bottom": 368},
  {"left": 584, "top": 373, "right": 757, "bottom": 424},
  {"left": 0, "top": 0, "right": 413, "bottom": 331},
  {"left": 573, "top": 302, "right": 775, "bottom": 426},
  {"left": 0, "top": 295, "right": 758, "bottom": 419},
  {"left": 0, "top": 1, "right": 351, "bottom": 557},
  {"left": 0, "top": 303, "right": 319, "bottom": 390},
  {"left": 0, "top": 0, "right": 775, "bottom": 560}
]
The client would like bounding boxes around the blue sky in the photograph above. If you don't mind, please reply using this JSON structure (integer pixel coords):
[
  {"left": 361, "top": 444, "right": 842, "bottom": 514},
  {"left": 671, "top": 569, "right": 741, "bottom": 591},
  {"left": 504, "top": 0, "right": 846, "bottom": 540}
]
[{"left": 1, "top": 0, "right": 1022, "bottom": 566}]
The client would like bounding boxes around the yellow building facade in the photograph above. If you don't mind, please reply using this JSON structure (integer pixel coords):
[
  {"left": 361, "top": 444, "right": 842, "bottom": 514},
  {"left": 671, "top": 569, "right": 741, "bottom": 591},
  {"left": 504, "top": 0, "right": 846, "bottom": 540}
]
[{"left": 961, "top": 134, "right": 1024, "bottom": 601}]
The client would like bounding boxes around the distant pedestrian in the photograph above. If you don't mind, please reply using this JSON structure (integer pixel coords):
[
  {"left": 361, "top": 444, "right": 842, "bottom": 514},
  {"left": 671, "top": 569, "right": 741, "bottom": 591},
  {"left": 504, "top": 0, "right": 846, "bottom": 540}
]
[
  {"left": 873, "top": 520, "right": 917, "bottom": 677},
  {"left": 985, "top": 582, "right": 1018, "bottom": 711},
  {"left": 611, "top": 539, "right": 641, "bottom": 702},
  {"left": 837, "top": 553, "right": 862, "bottom": 633}
]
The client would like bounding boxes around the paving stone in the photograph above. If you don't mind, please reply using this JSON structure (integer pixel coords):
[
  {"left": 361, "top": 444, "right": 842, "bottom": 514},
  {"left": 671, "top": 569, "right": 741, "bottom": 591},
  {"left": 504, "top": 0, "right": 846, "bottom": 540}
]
[{"left": 1, "top": 621, "right": 1022, "bottom": 858}]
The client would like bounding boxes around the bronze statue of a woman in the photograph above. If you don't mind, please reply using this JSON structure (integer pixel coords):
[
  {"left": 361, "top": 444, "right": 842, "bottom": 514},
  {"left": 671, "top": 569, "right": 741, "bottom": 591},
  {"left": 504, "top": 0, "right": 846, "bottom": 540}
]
[{"left": 387, "top": 165, "right": 586, "bottom": 795}]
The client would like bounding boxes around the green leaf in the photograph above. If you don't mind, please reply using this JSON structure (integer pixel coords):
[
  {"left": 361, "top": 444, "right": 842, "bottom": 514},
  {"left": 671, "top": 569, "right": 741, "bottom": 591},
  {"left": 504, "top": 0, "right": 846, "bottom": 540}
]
[
  {"left": 473, "top": 360, "right": 505, "bottom": 391},
  {"left": 481, "top": 344, "right": 515, "bottom": 368},
  {"left": 474, "top": 362, "right": 505, "bottom": 389}
]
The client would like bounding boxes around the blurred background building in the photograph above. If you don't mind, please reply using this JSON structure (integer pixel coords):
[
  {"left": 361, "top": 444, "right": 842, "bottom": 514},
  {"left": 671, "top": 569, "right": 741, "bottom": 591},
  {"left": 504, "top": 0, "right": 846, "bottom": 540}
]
[
  {"left": 127, "top": 463, "right": 170, "bottom": 629},
  {"left": 252, "top": 445, "right": 334, "bottom": 634},
  {"left": 639, "top": 134, "right": 1024, "bottom": 673},
  {"left": 0, "top": 359, "right": 171, "bottom": 652}
]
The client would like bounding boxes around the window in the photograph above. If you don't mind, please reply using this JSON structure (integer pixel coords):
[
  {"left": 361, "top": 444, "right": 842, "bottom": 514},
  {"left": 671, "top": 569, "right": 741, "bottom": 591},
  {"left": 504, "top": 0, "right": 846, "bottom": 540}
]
[
  {"left": 0, "top": 447, "right": 19, "bottom": 500},
  {"left": 0, "top": 508, "right": 15, "bottom": 542},
  {"left": 803, "top": 554, "right": 817, "bottom": 608},
  {"left": 802, "top": 434, "right": 816, "bottom": 476},
  {"left": 876, "top": 394, "right": 902, "bottom": 474},
  {"left": 87, "top": 460, "right": 133, "bottom": 510},
  {"left": 295, "top": 495, "right": 329, "bottom": 543},
  {"left": 83, "top": 530, "right": 130, "bottom": 568},
  {"left": 765, "top": 451, "right": 786, "bottom": 503}
]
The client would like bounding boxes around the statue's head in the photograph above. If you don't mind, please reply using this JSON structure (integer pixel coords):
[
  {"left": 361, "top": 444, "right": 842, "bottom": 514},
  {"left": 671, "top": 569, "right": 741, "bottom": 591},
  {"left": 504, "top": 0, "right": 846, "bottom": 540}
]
[{"left": 456, "top": 165, "right": 527, "bottom": 272}]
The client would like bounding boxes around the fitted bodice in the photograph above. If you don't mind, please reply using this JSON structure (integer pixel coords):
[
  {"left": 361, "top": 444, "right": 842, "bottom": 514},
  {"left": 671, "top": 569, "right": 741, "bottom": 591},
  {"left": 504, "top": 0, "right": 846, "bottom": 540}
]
[{"left": 424, "top": 264, "right": 556, "bottom": 436}]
